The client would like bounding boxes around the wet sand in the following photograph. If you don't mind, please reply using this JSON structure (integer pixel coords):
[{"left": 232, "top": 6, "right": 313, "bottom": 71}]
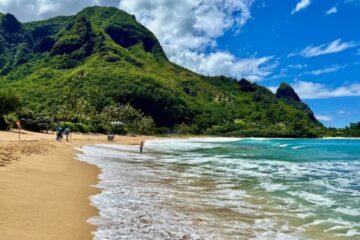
[{"left": 0, "top": 130, "right": 155, "bottom": 240}]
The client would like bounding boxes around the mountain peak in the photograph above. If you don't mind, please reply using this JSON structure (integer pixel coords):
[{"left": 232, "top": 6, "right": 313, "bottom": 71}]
[
  {"left": 76, "top": 6, "right": 168, "bottom": 61},
  {"left": 0, "top": 13, "right": 22, "bottom": 33},
  {"left": 237, "top": 78, "right": 256, "bottom": 92},
  {"left": 276, "top": 82, "right": 301, "bottom": 102},
  {"left": 276, "top": 83, "right": 319, "bottom": 123}
]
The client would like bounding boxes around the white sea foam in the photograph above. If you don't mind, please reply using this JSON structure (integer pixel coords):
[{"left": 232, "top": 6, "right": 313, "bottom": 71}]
[
  {"left": 279, "top": 144, "right": 289, "bottom": 148},
  {"left": 145, "top": 137, "right": 241, "bottom": 153},
  {"left": 291, "top": 146, "right": 305, "bottom": 150},
  {"left": 336, "top": 229, "right": 360, "bottom": 237},
  {"left": 334, "top": 207, "right": 360, "bottom": 216},
  {"left": 260, "top": 181, "right": 288, "bottom": 192},
  {"left": 289, "top": 191, "right": 335, "bottom": 207}
]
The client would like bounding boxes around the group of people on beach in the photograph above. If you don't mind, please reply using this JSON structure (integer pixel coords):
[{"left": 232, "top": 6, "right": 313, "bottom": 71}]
[
  {"left": 56, "top": 128, "right": 145, "bottom": 153},
  {"left": 55, "top": 127, "right": 71, "bottom": 142}
]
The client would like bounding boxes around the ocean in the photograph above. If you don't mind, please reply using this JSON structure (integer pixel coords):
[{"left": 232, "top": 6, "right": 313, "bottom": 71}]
[{"left": 78, "top": 138, "right": 360, "bottom": 240}]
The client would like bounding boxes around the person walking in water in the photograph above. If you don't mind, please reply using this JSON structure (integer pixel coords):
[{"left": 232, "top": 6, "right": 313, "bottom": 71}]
[{"left": 140, "top": 141, "right": 144, "bottom": 154}]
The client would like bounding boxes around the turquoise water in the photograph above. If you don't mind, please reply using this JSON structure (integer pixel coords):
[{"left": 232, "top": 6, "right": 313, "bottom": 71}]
[{"left": 79, "top": 138, "right": 360, "bottom": 239}]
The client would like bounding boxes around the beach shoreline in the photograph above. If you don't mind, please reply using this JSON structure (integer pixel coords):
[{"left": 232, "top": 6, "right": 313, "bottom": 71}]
[
  {"left": 77, "top": 138, "right": 360, "bottom": 239},
  {"left": 0, "top": 130, "right": 155, "bottom": 240}
]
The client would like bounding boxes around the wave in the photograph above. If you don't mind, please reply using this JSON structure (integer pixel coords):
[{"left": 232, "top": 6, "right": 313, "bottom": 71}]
[
  {"left": 279, "top": 144, "right": 289, "bottom": 148},
  {"left": 292, "top": 146, "right": 305, "bottom": 150}
]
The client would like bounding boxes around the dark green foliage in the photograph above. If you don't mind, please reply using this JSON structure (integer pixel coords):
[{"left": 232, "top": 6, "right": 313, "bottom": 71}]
[
  {"left": 1, "top": 14, "right": 22, "bottom": 33},
  {"left": 276, "top": 82, "right": 301, "bottom": 101},
  {"left": 238, "top": 78, "right": 257, "bottom": 92},
  {"left": 34, "top": 36, "right": 55, "bottom": 52},
  {"left": 327, "top": 122, "right": 360, "bottom": 137},
  {"left": 0, "top": 89, "right": 20, "bottom": 129},
  {"left": 52, "top": 17, "right": 93, "bottom": 55},
  {"left": 0, "top": 6, "right": 324, "bottom": 137}
]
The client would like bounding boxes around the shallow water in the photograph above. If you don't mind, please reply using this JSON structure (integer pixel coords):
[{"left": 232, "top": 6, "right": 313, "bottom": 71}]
[{"left": 78, "top": 138, "right": 360, "bottom": 240}]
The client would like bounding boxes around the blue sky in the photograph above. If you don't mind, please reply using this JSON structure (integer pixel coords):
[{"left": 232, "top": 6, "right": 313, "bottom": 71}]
[
  {"left": 218, "top": 0, "right": 360, "bottom": 127},
  {"left": 0, "top": 0, "right": 359, "bottom": 127}
]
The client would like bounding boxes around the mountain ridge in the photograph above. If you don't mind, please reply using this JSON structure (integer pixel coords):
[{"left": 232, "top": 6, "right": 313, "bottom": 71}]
[{"left": 0, "top": 6, "right": 324, "bottom": 137}]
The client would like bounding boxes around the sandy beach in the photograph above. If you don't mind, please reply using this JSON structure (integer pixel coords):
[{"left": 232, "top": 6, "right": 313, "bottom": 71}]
[{"left": 0, "top": 130, "right": 154, "bottom": 240}]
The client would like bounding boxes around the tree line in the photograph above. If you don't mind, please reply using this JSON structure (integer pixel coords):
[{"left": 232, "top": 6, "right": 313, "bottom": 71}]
[{"left": 0, "top": 90, "right": 155, "bottom": 135}]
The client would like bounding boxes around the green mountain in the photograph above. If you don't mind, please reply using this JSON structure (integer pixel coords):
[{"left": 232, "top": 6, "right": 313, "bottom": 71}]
[{"left": 0, "top": 6, "right": 324, "bottom": 137}]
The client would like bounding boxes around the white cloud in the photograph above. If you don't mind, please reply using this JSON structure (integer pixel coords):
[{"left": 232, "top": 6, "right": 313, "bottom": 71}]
[
  {"left": 178, "top": 52, "right": 276, "bottom": 81},
  {"left": 292, "top": 0, "right": 311, "bottom": 15},
  {"left": 307, "top": 65, "right": 344, "bottom": 75},
  {"left": 0, "top": 0, "right": 106, "bottom": 22},
  {"left": 269, "top": 68, "right": 289, "bottom": 80},
  {"left": 119, "top": 0, "right": 253, "bottom": 51},
  {"left": 345, "top": 0, "right": 360, "bottom": 6},
  {"left": 292, "top": 81, "right": 360, "bottom": 99},
  {"left": 316, "top": 115, "right": 333, "bottom": 122},
  {"left": 0, "top": 0, "right": 12, "bottom": 7},
  {"left": 267, "top": 86, "right": 277, "bottom": 93},
  {"left": 119, "top": 0, "right": 275, "bottom": 81},
  {"left": 288, "top": 64, "right": 307, "bottom": 69},
  {"left": 290, "top": 39, "right": 358, "bottom": 58},
  {"left": 326, "top": 6, "right": 338, "bottom": 15}
]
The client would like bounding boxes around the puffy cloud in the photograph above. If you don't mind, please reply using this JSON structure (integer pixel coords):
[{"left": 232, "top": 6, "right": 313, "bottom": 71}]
[
  {"left": 175, "top": 51, "right": 275, "bottom": 81},
  {"left": 315, "top": 115, "right": 333, "bottom": 122},
  {"left": 292, "top": 81, "right": 360, "bottom": 99},
  {"left": 0, "top": 0, "right": 117, "bottom": 22},
  {"left": 292, "top": 0, "right": 311, "bottom": 15},
  {"left": 119, "top": 0, "right": 253, "bottom": 52},
  {"left": 326, "top": 6, "right": 338, "bottom": 15},
  {"left": 119, "top": 0, "right": 274, "bottom": 80},
  {"left": 289, "top": 39, "right": 358, "bottom": 58}
]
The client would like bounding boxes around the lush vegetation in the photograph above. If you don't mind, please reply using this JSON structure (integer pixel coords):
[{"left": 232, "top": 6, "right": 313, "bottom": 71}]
[
  {"left": 0, "top": 90, "right": 20, "bottom": 130},
  {"left": 327, "top": 122, "right": 360, "bottom": 137},
  {"left": 0, "top": 6, "right": 328, "bottom": 137}
]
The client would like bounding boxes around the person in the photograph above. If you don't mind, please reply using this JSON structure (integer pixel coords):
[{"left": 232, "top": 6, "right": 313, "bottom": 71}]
[
  {"left": 56, "top": 126, "right": 63, "bottom": 142},
  {"left": 140, "top": 141, "right": 144, "bottom": 154},
  {"left": 107, "top": 132, "right": 115, "bottom": 142},
  {"left": 64, "top": 127, "right": 71, "bottom": 142}
]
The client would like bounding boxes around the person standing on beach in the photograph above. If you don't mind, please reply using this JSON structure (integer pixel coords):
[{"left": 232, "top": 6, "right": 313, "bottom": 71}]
[
  {"left": 140, "top": 141, "right": 144, "bottom": 154},
  {"left": 107, "top": 132, "right": 115, "bottom": 141},
  {"left": 64, "top": 127, "right": 71, "bottom": 142},
  {"left": 55, "top": 126, "right": 63, "bottom": 141}
]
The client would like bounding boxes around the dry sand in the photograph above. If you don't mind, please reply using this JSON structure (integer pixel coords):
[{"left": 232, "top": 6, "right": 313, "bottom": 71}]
[{"left": 0, "top": 130, "right": 155, "bottom": 240}]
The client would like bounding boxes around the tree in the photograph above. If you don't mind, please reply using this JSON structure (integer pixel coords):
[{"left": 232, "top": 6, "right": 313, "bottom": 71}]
[
  {"left": 0, "top": 90, "right": 20, "bottom": 130},
  {"left": 99, "top": 103, "right": 155, "bottom": 134}
]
